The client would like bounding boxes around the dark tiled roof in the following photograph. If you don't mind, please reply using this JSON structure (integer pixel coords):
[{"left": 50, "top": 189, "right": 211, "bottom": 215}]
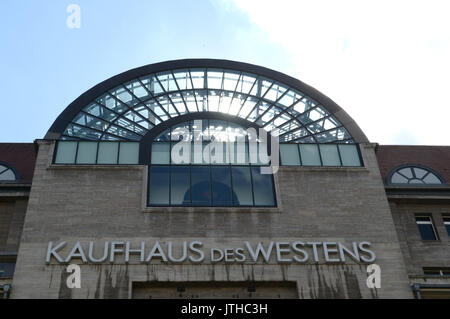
[
  {"left": 0, "top": 143, "right": 36, "bottom": 183},
  {"left": 376, "top": 145, "right": 450, "bottom": 185}
]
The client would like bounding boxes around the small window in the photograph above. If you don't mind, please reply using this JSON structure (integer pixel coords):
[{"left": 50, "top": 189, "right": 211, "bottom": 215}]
[
  {"left": 0, "top": 163, "right": 18, "bottom": 181},
  {"left": 416, "top": 216, "right": 439, "bottom": 240},
  {"left": 0, "top": 262, "right": 15, "bottom": 278},
  {"left": 443, "top": 215, "right": 450, "bottom": 237},
  {"left": 423, "top": 268, "right": 450, "bottom": 277},
  {"left": 389, "top": 165, "right": 445, "bottom": 185}
]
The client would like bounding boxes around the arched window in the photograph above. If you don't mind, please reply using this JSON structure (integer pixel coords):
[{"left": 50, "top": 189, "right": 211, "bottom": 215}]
[
  {"left": 0, "top": 163, "right": 18, "bottom": 182},
  {"left": 388, "top": 165, "right": 445, "bottom": 185}
]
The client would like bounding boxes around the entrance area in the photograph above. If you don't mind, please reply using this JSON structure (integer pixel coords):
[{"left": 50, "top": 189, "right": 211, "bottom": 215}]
[{"left": 132, "top": 281, "right": 298, "bottom": 299}]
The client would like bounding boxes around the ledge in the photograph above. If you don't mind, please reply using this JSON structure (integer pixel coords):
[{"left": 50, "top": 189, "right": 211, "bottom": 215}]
[
  {"left": 48, "top": 164, "right": 147, "bottom": 171},
  {"left": 278, "top": 166, "right": 368, "bottom": 173},
  {"left": 142, "top": 206, "right": 282, "bottom": 214}
]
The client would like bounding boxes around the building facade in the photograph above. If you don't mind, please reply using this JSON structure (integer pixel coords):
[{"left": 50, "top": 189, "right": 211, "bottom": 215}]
[{"left": 1, "top": 59, "right": 449, "bottom": 299}]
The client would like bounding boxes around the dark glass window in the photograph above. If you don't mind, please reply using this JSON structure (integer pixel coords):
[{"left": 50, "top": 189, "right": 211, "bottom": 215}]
[
  {"left": 251, "top": 167, "right": 276, "bottom": 206},
  {"left": 416, "top": 216, "right": 438, "bottom": 240},
  {"left": 191, "top": 166, "right": 211, "bottom": 206},
  {"left": 211, "top": 166, "right": 233, "bottom": 206},
  {"left": 0, "top": 263, "right": 15, "bottom": 278},
  {"left": 443, "top": 216, "right": 450, "bottom": 236},
  {"left": 171, "top": 166, "right": 190, "bottom": 206},
  {"left": 231, "top": 167, "right": 253, "bottom": 206},
  {"left": 148, "top": 165, "right": 276, "bottom": 207},
  {"left": 148, "top": 166, "right": 170, "bottom": 205}
]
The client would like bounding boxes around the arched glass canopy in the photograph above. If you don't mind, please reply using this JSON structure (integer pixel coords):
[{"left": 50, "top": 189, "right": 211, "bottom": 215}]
[{"left": 47, "top": 60, "right": 368, "bottom": 145}]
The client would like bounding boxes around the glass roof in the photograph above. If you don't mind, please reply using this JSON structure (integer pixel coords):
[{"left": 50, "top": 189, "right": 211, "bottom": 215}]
[{"left": 61, "top": 68, "right": 353, "bottom": 143}]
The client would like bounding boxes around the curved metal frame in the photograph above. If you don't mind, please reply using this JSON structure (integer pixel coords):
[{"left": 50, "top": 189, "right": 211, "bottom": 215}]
[
  {"left": 45, "top": 59, "right": 369, "bottom": 144},
  {"left": 387, "top": 163, "right": 446, "bottom": 186},
  {"left": 0, "top": 161, "right": 20, "bottom": 181}
]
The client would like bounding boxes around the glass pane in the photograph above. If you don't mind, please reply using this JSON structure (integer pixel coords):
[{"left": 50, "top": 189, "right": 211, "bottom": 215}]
[
  {"left": 231, "top": 167, "right": 253, "bottom": 206},
  {"left": 423, "top": 173, "right": 442, "bottom": 184},
  {"left": 119, "top": 142, "right": 139, "bottom": 164},
  {"left": 55, "top": 141, "right": 78, "bottom": 164},
  {"left": 299, "top": 144, "right": 321, "bottom": 166},
  {"left": 97, "top": 142, "right": 119, "bottom": 164},
  {"left": 319, "top": 144, "right": 341, "bottom": 166},
  {"left": 171, "top": 166, "right": 190, "bottom": 206},
  {"left": 417, "top": 224, "right": 437, "bottom": 240},
  {"left": 280, "top": 144, "right": 300, "bottom": 165},
  {"left": 191, "top": 166, "right": 211, "bottom": 206},
  {"left": 76, "top": 141, "right": 98, "bottom": 164},
  {"left": 391, "top": 172, "right": 408, "bottom": 184},
  {"left": 151, "top": 142, "right": 171, "bottom": 164},
  {"left": 0, "top": 169, "right": 15, "bottom": 181},
  {"left": 251, "top": 167, "right": 275, "bottom": 206},
  {"left": 211, "top": 167, "right": 233, "bottom": 206},
  {"left": 338, "top": 144, "right": 361, "bottom": 166},
  {"left": 149, "top": 166, "right": 170, "bottom": 205},
  {"left": 399, "top": 168, "right": 413, "bottom": 178}
]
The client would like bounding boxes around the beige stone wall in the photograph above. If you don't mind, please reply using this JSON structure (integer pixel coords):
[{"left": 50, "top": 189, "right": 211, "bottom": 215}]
[{"left": 11, "top": 140, "right": 413, "bottom": 298}]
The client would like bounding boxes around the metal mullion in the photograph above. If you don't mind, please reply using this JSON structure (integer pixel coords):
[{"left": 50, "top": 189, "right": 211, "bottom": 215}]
[
  {"left": 70, "top": 122, "right": 133, "bottom": 141},
  {"left": 205, "top": 69, "right": 209, "bottom": 112},
  {"left": 253, "top": 89, "right": 290, "bottom": 124},
  {"left": 0, "top": 167, "right": 8, "bottom": 175},
  {"left": 95, "top": 141, "right": 100, "bottom": 164},
  {"left": 243, "top": 82, "right": 275, "bottom": 120},
  {"left": 74, "top": 141, "right": 80, "bottom": 164},
  {"left": 226, "top": 72, "right": 243, "bottom": 113},
  {"left": 272, "top": 102, "right": 322, "bottom": 132},
  {"left": 121, "top": 85, "right": 164, "bottom": 127},
  {"left": 288, "top": 125, "right": 345, "bottom": 144},
  {"left": 248, "top": 165, "right": 256, "bottom": 206},
  {"left": 336, "top": 144, "right": 343, "bottom": 166},
  {"left": 136, "top": 78, "right": 171, "bottom": 121},
  {"left": 117, "top": 142, "right": 121, "bottom": 164},
  {"left": 277, "top": 124, "right": 311, "bottom": 141},
  {"left": 154, "top": 75, "right": 181, "bottom": 116},
  {"left": 279, "top": 113, "right": 336, "bottom": 141},
  {"left": 236, "top": 76, "right": 259, "bottom": 117},
  {"left": 421, "top": 171, "right": 431, "bottom": 182},
  {"left": 188, "top": 69, "right": 200, "bottom": 112},
  {"left": 263, "top": 95, "right": 307, "bottom": 128},
  {"left": 217, "top": 71, "right": 226, "bottom": 112},
  {"left": 104, "top": 93, "right": 150, "bottom": 134},
  {"left": 171, "top": 70, "right": 190, "bottom": 113}
]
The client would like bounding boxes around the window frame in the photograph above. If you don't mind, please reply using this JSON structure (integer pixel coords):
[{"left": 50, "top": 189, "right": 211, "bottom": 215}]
[
  {"left": 387, "top": 164, "right": 446, "bottom": 186},
  {"left": 415, "top": 215, "right": 439, "bottom": 241},
  {"left": 0, "top": 161, "right": 20, "bottom": 182}
]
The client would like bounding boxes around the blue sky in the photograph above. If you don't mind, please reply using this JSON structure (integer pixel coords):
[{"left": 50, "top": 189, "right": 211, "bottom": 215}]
[{"left": 1, "top": 0, "right": 449, "bottom": 145}]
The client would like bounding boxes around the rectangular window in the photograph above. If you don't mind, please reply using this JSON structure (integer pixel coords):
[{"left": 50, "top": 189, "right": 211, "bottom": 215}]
[
  {"left": 191, "top": 166, "right": 211, "bottom": 206},
  {"left": 54, "top": 141, "right": 77, "bottom": 164},
  {"left": 416, "top": 216, "right": 439, "bottom": 240},
  {"left": 231, "top": 166, "right": 253, "bottom": 206},
  {"left": 251, "top": 167, "right": 275, "bottom": 206},
  {"left": 319, "top": 144, "right": 341, "bottom": 166},
  {"left": 119, "top": 142, "right": 139, "bottom": 164},
  {"left": 148, "top": 166, "right": 170, "bottom": 205},
  {"left": 338, "top": 144, "right": 361, "bottom": 166},
  {"left": 299, "top": 144, "right": 321, "bottom": 166},
  {"left": 423, "top": 268, "right": 450, "bottom": 276},
  {"left": 443, "top": 215, "right": 450, "bottom": 236},
  {"left": 151, "top": 142, "right": 171, "bottom": 164},
  {"left": 0, "top": 262, "right": 15, "bottom": 278},
  {"left": 76, "top": 141, "right": 98, "bottom": 164},
  {"left": 170, "top": 166, "right": 190, "bottom": 206},
  {"left": 97, "top": 142, "right": 119, "bottom": 164},
  {"left": 280, "top": 144, "right": 301, "bottom": 165},
  {"left": 211, "top": 166, "right": 233, "bottom": 206}
]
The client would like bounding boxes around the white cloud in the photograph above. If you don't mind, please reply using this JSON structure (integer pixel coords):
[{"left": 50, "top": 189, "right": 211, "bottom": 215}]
[{"left": 219, "top": 0, "right": 450, "bottom": 145}]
